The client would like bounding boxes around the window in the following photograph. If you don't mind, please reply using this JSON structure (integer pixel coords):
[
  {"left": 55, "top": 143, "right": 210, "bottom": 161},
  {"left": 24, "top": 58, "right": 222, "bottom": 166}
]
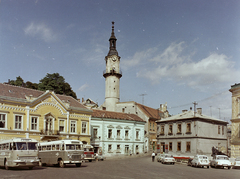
[
  {"left": 136, "top": 131, "right": 139, "bottom": 139},
  {"left": 31, "top": 117, "right": 38, "bottom": 130},
  {"left": 70, "top": 121, "right": 76, "bottom": 133},
  {"left": 59, "top": 120, "right": 65, "bottom": 132},
  {"left": 0, "top": 114, "right": 6, "bottom": 128},
  {"left": 108, "top": 144, "right": 112, "bottom": 152},
  {"left": 136, "top": 145, "right": 139, "bottom": 151},
  {"left": 125, "top": 130, "right": 129, "bottom": 139},
  {"left": 186, "top": 123, "right": 191, "bottom": 133},
  {"left": 153, "top": 123, "right": 155, "bottom": 130},
  {"left": 117, "top": 144, "right": 121, "bottom": 152},
  {"left": 168, "top": 124, "right": 172, "bottom": 134},
  {"left": 160, "top": 125, "right": 164, "bottom": 134},
  {"left": 177, "top": 142, "right": 181, "bottom": 151},
  {"left": 117, "top": 130, "right": 121, "bottom": 138},
  {"left": 222, "top": 126, "right": 224, "bottom": 135},
  {"left": 169, "top": 142, "right": 172, "bottom": 151},
  {"left": 186, "top": 142, "right": 191, "bottom": 152},
  {"left": 177, "top": 124, "right": 182, "bottom": 133},
  {"left": 93, "top": 128, "right": 98, "bottom": 138},
  {"left": 218, "top": 126, "right": 220, "bottom": 134},
  {"left": 82, "top": 122, "right": 87, "bottom": 133},
  {"left": 108, "top": 129, "right": 112, "bottom": 138},
  {"left": 15, "top": 115, "right": 22, "bottom": 129}
]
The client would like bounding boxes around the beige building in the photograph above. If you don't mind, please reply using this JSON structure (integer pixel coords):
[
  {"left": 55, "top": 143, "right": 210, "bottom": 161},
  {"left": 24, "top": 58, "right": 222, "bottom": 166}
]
[
  {"left": 0, "top": 83, "right": 92, "bottom": 143},
  {"left": 229, "top": 83, "right": 240, "bottom": 158}
]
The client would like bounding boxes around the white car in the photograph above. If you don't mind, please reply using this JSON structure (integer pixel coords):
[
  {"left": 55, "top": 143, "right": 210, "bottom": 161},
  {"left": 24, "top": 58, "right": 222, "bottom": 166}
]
[
  {"left": 210, "top": 155, "right": 232, "bottom": 169},
  {"left": 157, "top": 154, "right": 164, "bottom": 162},
  {"left": 191, "top": 155, "right": 210, "bottom": 168},
  {"left": 233, "top": 157, "right": 240, "bottom": 169},
  {"left": 161, "top": 154, "right": 175, "bottom": 165}
]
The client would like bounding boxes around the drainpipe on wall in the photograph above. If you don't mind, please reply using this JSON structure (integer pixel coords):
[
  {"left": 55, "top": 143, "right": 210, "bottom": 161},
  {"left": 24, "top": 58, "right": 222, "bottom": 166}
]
[
  {"left": 67, "top": 111, "right": 69, "bottom": 138},
  {"left": 26, "top": 106, "right": 30, "bottom": 138}
]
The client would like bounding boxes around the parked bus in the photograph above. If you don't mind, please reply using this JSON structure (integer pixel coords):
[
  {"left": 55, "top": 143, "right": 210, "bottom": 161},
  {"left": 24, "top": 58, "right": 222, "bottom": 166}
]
[
  {"left": 38, "top": 139, "right": 84, "bottom": 167},
  {"left": 0, "top": 138, "right": 39, "bottom": 170},
  {"left": 83, "top": 144, "right": 95, "bottom": 162}
]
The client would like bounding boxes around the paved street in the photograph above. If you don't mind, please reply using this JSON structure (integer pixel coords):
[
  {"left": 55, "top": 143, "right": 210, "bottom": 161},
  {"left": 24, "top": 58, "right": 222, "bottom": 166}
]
[{"left": 0, "top": 156, "right": 239, "bottom": 179}]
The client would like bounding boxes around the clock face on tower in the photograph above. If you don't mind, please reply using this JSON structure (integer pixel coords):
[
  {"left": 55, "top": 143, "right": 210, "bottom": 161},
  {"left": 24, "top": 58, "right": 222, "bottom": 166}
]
[{"left": 109, "top": 55, "right": 117, "bottom": 62}]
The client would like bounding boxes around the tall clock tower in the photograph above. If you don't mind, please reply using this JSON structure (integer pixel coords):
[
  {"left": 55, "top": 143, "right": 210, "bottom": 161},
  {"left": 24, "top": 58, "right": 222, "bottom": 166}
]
[{"left": 103, "top": 22, "right": 122, "bottom": 111}]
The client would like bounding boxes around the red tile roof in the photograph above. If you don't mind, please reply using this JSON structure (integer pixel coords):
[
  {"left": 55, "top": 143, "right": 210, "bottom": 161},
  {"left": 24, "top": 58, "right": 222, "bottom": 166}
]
[
  {"left": 0, "top": 83, "right": 88, "bottom": 110},
  {"left": 92, "top": 109, "right": 145, "bottom": 122},
  {"left": 136, "top": 102, "right": 163, "bottom": 120}
]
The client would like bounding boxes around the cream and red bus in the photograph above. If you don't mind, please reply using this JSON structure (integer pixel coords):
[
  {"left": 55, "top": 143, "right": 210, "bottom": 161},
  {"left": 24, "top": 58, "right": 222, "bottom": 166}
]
[
  {"left": 83, "top": 144, "right": 95, "bottom": 162},
  {"left": 38, "top": 139, "right": 84, "bottom": 167},
  {"left": 0, "top": 138, "right": 39, "bottom": 170}
]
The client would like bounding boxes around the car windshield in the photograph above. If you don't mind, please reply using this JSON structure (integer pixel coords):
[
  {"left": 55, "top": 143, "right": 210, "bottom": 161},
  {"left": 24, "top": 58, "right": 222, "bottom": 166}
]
[
  {"left": 199, "top": 156, "right": 208, "bottom": 159},
  {"left": 217, "top": 156, "right": 228, "bottom": 160},
  {"left": 165, "top": 155, "right": 172, "bottom": 158}
]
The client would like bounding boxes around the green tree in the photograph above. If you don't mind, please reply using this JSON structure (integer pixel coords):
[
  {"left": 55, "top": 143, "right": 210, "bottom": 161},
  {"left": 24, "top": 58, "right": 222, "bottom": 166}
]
[
  {"left": 26, "top": 81, "right": 38, "bottom": 90},
  {"left": 9, "top": 76, "right": 25, "bottom": 87},
  {"left": 38, "top": 73, "right": 77, "bottom": 99}
]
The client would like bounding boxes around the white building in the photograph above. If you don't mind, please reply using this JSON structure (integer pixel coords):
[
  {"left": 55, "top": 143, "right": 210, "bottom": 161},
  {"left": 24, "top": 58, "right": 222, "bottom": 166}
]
[
  {"left": 90, "top": 109, "right": 146, "bottom": 157},
  {"left": 156, "top": 108, "right": 228, "bottom": 157}
]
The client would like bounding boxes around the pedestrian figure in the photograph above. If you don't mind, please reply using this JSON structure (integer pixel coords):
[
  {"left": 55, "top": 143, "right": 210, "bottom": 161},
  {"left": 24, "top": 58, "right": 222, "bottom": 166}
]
[{"left": 152, "top": 152, "right": 155, "bottom": 162}]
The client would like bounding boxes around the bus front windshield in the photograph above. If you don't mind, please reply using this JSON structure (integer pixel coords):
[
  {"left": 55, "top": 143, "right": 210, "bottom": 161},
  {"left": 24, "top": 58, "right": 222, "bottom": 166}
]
[
  {"left": 14, "top": 142, "right": 37, "bottom": 150},
  {"left": 66, "top": 144, "right": 83, "bottom": 150}
]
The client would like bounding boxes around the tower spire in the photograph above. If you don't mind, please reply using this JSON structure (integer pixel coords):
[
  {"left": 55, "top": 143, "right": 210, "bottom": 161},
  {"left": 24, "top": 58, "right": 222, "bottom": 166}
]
[{"left": 108, "top": 21, "right": 118, "bottom": 56}]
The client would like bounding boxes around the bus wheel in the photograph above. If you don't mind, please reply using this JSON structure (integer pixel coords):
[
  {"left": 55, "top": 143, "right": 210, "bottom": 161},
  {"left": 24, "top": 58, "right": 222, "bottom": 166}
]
[
  {"left": 59, "top": 160, "right": 65, "bottom": 168},
  {"left": 4, "top": 159, "right": 9, "bottom": 170},
  {"left": 76, "top": 163, "right": 81, "bottom": 167},
  {"left": 29, "top": 167, "right": 33, "bottom": 170},
  {"left": 89, "top": 160, "right": 92, "bottom": 162}
]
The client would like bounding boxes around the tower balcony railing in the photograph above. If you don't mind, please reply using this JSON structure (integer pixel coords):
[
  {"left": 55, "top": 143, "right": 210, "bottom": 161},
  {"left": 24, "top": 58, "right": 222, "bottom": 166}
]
[
  {"left": 103, "top": 69, "right": 122, "bottom": 78},
  {"left": 40, "top": 129, "right": 60, "bottom": 136}
]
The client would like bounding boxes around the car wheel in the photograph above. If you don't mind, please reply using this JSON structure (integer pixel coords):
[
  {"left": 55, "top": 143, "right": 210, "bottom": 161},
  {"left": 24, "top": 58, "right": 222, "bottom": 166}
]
[
  {"left": 228, "top": 167, "right": 231, "bottom": 170},
  {"left": 207, "top": 166, "right": 209, "bottom": 169}
]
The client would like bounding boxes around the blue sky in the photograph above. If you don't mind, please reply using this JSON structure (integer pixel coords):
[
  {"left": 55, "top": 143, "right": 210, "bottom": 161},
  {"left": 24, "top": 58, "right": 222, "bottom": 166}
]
[{"left": 1, "top": 0, "right": 240, "bottom": 122}]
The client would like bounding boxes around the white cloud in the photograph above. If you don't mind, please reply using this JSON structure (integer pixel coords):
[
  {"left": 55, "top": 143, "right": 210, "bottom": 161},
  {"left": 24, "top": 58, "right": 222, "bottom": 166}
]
[
  {"left": 127, "top": 42, "right": 240, "bottom": 89},
  {"left": 78, "top": 84, "right": 89, "bottom": 91},
  {"left": 24, "top": 22, "right": 57, "bottom": 42}
]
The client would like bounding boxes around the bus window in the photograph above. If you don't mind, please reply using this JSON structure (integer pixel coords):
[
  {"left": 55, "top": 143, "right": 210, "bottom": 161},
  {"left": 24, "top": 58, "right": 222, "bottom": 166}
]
[
  {"left": 28, "top": 142, "right": 37, "bottom": 150},
  {"left": 0, "top": 144, "right": 1, "bottom": 150},
  {"left": 76, "top": 145, "right": 80, "bottom": 150},
  {"left": 61, "top": 145, "right": 64, "bottom": 151},
  {"left": 38, "top": 146, "right": 42, "bottom": 151},
  {"left": 66, "top": 144, "right": 75, "bottom": 150},
  {"left": 42, "top": 146, "right": 46, "bottom": 151},
  {"left": 16, "top": 142, "right": 27, "bottom": 150},
  {"left": 56, "top": 144, "right": 60, "bottom": 150},
  {"left": 52, "top": 145, "right": 55, "bottom": 150},
  {"left": 47, "top": 145, "right": 51, "bottom": 150}
]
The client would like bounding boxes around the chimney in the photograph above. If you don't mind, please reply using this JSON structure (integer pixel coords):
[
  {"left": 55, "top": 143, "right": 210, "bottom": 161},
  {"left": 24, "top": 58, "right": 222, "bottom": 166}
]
[
  {"left": 190, "top": 107, "right": 192, "bottom": 110},
  {"left": 197, "top": 108, "right": 202, "bottom": 115}
]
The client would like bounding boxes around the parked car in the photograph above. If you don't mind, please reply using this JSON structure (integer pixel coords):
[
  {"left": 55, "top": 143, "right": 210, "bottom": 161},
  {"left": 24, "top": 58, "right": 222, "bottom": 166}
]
[
  {"left": 187, "top": 158, "right": 193, "bottom": 166},
  {"left": 161, "top": 154, "right": 175, "bottom": 165},
  {"left": 191, "top": 155, "right": 210, "bottom": 168},
  {"left": 233, "top": 157, "right": 240, "bottom": 169},
  {"left": 210, "top": 155, "right": 232, "bottom": 169},
  {"left": 157, "top": 153, "right": 164, "bottom": 162}
]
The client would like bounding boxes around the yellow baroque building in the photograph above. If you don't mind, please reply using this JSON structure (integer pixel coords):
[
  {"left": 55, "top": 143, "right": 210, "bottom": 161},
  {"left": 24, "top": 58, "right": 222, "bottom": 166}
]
[
  {"left": 229, "top": 83, "right": 240, "bottom": 158},
  {"left": 0, "top": 83, "right": 92, "bottom": 143}
]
